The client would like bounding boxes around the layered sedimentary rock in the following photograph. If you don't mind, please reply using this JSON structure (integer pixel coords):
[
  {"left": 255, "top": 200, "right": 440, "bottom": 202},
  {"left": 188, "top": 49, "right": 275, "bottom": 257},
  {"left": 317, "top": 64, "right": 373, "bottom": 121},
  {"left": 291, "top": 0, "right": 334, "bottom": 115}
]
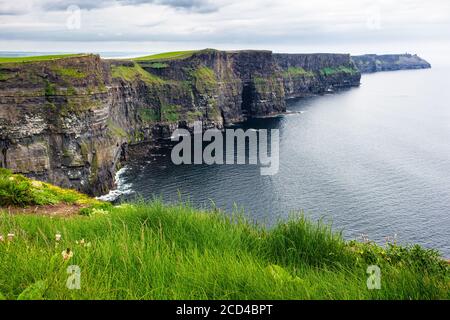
[
  {"left": 0, "top": 49, "right": 361, "bottom": 195},
  {"left": 351, "top": 54, "right": 431, "bottom": 73},
  {"left": 274, "top": 53, "right": 361, "bottom": 99},
  {"left": 0, "top": 55, "right": 121, "bottom": 195}
]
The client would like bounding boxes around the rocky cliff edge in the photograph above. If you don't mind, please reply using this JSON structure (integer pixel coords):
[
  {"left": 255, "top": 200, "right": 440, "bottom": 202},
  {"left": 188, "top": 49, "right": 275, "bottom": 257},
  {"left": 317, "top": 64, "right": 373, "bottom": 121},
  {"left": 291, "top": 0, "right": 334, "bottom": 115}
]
[{"left": 0, "top": 49, "right": 361, "bottom": 195}]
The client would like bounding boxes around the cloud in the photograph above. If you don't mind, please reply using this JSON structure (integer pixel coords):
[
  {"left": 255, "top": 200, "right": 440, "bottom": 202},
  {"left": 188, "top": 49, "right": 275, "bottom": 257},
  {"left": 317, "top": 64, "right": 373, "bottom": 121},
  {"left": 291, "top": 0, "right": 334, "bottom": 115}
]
[
  {"left": 41, "top": 1, "right": 110, "bottom": 11},
  {"left": 39, "top": 0, "right": 220, "bottom": 13},
  {"left": 125, "top": 0, "right": 219, "bottom": 13},
  {"left": 0, "top": 0, "right": 449, "bottom": 52},
  {"left": 0, "top": 1, "right": 34, "bottom": 15},
  {"left": 0, "top": 9, "right": 22, "bottom": 15}
]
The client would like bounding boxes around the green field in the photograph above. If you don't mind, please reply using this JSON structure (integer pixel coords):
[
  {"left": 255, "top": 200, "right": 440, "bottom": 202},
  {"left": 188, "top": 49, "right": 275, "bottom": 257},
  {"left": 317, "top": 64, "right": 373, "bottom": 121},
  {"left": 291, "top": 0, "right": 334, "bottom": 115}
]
[
  {"left": 320, "top": 65, "right": 359, "bottom": 76},
  {"left": 0, "top": 169, "right": 448, "bottom": 300},
  {"left": 0, "top": 54, "right": 85, "bottom": 64},
  {"left": 282, "top": 67, "right": 315, "bottom": 78},
  {"left": 111, "top": 63, "right": 164, "bottom": 84},
  {"left": 133, "top": 50, "right": 198, "bottom": 61}
]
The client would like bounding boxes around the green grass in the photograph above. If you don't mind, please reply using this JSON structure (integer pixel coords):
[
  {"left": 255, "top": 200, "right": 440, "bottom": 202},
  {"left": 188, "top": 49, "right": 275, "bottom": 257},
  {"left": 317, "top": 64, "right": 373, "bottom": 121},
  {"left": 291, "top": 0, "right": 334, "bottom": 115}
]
[
  {"left": 133, "top": 51, "right": 198, "bottom": 62},
  {"left": 0, "top": 168, "right": 99, "bottom": 207},
  {"left": 51, "top": 66, "right": 87, "bottom": 79},
  {"left": 0, "top": 70, "right": 14, "bottom": 81},
  {"left": 148, "top": 62, "right": 169, "bottom": 69},
  {"left": 161, "top": 104, "right": 181, "bottom": 123},
  {"left": 111, "top": 63, "right": 164, "bottom": 84},
  {"left": 282, "top": 67, "right": 315, "bottom": 78},
  {"left": 190, "top": 66, "right": 217, "bottom": 92},
  {"left": 187, "top": 110, "right": 204, "bottom": 122},
  {"left": 44, "top": 81, "right": 57, "bottom": 96},
  {"left": 0, "top": 199, "right": 448, "bottom": 300},
  {"left": 320, "top": 66, "right": 358, "bottom": 76},
  {"left": 0, "top": 170, "right": 448, "bottom": 300},
  {"left": 0, "top": 54, "right": 84, "bottom": 64},
  {"left": 106, "top": 119, "right": 128, "bottom": 139},
  {"left": 138, "top": 108, "right": 160, "bottom": 123}
]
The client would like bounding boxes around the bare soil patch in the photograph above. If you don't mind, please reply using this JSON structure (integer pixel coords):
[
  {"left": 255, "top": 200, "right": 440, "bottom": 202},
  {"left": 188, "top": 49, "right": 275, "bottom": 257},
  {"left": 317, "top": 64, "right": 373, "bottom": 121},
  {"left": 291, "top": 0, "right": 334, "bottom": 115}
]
[{"left": 1, "top": 203, "right": 83, "bottom": 217}]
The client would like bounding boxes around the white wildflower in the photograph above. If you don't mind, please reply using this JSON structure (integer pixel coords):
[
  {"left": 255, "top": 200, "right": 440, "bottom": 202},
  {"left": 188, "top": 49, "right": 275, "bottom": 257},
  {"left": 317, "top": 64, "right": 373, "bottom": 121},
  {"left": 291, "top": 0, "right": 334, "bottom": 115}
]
[
  {"left": 76, "top": 239, "right": 91, "bottom": 247},
  {"left": 62, "top": 248, "right": 74, "bottom": 261}
]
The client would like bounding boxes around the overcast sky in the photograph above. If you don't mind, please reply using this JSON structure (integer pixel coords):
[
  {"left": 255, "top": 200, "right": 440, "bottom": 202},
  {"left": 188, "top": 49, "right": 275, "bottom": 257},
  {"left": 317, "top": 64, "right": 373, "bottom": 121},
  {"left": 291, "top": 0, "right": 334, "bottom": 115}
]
[{"left": 1, "top": 0, "right": 449, "bottom": 60}]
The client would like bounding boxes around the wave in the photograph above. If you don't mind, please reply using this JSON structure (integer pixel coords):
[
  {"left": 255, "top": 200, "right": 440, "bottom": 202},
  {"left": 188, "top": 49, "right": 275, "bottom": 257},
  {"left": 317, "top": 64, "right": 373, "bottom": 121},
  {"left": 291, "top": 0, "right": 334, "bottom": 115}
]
[{"left": 96, "top": 167, "right": 134, "bottom": 202}]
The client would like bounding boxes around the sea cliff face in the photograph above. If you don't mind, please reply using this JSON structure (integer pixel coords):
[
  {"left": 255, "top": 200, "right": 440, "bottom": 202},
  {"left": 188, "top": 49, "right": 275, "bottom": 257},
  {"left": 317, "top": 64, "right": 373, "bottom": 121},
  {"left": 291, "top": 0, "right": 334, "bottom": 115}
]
[
  {"left": 274, "top": 53, "right": 361, "bottom": 99},
  {"left": 0, "top": 49, "right": 361, "bottom": 195},
  {"left": 0, "top": 55, "right": 122, "bottom": 195},
  {"left": 351, "top": 54, "right": 431, "bottom": 73}
]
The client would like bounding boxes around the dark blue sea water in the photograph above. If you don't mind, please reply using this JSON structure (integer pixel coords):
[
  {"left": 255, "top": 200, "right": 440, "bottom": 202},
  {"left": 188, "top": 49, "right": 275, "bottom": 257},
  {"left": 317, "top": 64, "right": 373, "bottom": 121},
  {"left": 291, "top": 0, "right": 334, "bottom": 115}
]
[{"left": 113, "top": 66, "right": 450, "bottom": 257}]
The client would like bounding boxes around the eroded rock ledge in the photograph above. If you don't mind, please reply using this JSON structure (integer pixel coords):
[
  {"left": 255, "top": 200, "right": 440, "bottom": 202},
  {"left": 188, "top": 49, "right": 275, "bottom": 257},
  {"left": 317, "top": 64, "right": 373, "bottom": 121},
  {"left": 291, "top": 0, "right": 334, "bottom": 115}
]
[{"left": 3, "top": 49, "right": 422, "bottom": 196}]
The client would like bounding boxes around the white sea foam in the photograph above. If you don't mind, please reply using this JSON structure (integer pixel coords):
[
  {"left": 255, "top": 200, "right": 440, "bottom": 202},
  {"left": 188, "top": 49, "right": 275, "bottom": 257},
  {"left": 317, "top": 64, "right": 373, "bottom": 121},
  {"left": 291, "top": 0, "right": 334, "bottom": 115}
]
[
  {"left": 96, "top": 167, "right": 134, "bottom": 202},
  {"left": 285, "top": 110, "right": 305, "bottom": 115}
]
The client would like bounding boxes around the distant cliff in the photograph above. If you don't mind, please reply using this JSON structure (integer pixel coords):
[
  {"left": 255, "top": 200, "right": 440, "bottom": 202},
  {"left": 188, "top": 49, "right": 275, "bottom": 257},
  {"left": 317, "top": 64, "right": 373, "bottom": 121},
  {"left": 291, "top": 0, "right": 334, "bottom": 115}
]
[
  {"left": 351, "top": 54, "right": 431, "bottom": 73},
  {"left": 274, "top": 53, "right": 361, "bottom": 99},
  {"left": 0, "top": 49, "right": 360, "bottom": 195}
]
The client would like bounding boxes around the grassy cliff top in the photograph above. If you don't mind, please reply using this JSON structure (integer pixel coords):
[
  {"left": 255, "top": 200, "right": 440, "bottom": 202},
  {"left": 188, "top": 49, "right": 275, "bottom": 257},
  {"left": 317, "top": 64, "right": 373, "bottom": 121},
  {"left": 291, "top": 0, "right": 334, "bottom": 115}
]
[
  {"left": 111, "top": 62, "right": 164, "bottom": 84},
  {"left": 132, "top": 49, "right": 272, "bottom": 61},
  {"left": 0, "top": 54, "right": 87, "bottom": 64},
  {"left": 0, "top": 168, "right": 101, "bottom": 209},
  {"left": 133, "top": 50, "right": 199, "bottom": 61},
  {"left": 0, "top": 169, "right": 448, "bottom": 300}
]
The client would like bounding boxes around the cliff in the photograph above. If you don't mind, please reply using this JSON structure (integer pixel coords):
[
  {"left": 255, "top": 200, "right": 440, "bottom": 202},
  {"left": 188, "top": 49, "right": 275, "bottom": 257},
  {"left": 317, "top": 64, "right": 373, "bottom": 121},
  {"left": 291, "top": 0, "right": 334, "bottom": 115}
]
[
  {"left": 0, "top": 49, "right": 360, "bottom": 195},
  {"left": 351, "top": 53, "right": 431, "bottom": 73},
  {"left": 274, "top": 53, "right": 360, "bottom": 99}
]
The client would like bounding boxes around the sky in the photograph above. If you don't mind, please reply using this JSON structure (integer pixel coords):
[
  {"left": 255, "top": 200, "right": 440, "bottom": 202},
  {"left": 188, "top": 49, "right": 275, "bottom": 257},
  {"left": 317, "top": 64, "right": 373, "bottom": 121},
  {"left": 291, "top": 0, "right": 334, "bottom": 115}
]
[{"left": 1, "top": 0, "right": 449, "bottom": 61}]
